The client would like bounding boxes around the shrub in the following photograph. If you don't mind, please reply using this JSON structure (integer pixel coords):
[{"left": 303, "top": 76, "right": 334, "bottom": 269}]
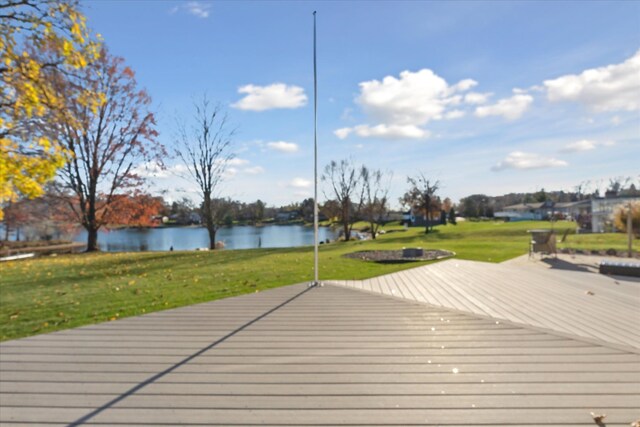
[{"left": 613, "top": 201, "right": 640, "bottom": 237}]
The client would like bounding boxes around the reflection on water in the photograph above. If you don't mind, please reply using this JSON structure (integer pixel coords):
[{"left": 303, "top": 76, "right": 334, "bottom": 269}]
[{"left": 73, "top": 225, "right": 339, "bottom": 252}]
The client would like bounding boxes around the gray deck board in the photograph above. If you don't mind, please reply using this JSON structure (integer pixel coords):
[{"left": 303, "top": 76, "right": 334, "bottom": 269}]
[
  {"left": 2, "top": 407, "right": 639, "bottom": 425},
  {"left": 1, "top": 283, "right": 639, "bottom": 425},
  {"left": 331, "top": 257, "right": 640, "bottom": 348},
  {"left": 4, "top": 380, "right": 640, "bottom": 395},
  {"left": 3, "top": 393, "right": 640, "bottom": 409}
]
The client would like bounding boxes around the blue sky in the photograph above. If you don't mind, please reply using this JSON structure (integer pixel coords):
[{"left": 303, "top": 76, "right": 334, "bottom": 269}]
[{"left": 83, "top": 0, "right": 640, "bottom": 207}]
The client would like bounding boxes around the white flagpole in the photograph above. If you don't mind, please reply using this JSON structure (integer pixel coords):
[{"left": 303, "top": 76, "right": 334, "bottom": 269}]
[{"left": 313, "top": 11, "right": 319, "bottom": 287}]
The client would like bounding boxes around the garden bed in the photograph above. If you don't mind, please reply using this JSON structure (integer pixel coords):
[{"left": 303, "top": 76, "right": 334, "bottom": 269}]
[
  {"left": 559, "top": 247, "right": 639, "bottom": 259},
  {"left": 344, "top": 249, "right": 454, "bottom": 264}
]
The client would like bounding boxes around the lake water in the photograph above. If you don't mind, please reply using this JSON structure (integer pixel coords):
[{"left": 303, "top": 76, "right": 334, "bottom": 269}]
[{"left": 73, "top": 225, "right": 339, "bottom": 252}]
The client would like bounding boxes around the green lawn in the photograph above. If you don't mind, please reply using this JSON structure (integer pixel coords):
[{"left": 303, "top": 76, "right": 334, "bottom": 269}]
[{"left": 1, "top": 220, "right": 635, "bottom": 341}]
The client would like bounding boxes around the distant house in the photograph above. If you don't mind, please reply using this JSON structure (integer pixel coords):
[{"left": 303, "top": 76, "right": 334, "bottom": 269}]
[
  {"left": 495, "top": 200, "right": 593, "bottom": 222},
  {"left": 275, "top": 212, "right": 290, "bottom": 222},
  {"left": 402, "top": 211, "right": 414, "bottom": 225},
  {"left": 494, "top": 195, "right": 640, "bottom": 232},
  {"left": 275, "top": 211, "right": 301, "bottom": 222},
  {"left": 494, "top": 201, "right": 554, "bottom": 221},
  {"left": 402, "top": 210, "right": 441, "bottom": 227},
  {"left": 591, "top": 196, "right": 640, "bottom": 233},
  {"left": 188, "top": 212, "right": 202, "bottom": 225},
  {"left": 553, "top": 200, "right": 591, "bottom": 220}
]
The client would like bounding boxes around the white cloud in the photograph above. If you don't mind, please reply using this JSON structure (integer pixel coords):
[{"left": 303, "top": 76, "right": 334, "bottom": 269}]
[
  {"left": 133, "top": 162, "right": 186, "bottom": 178},
  {"left": 491, "top": 151, "right": 568, "bottom": 171},
  {"left": 464, "top": 92, "right": 492, "bottom": 105},
  {"left": 227, "top": 158, "right": 249, "bottom": 166},
  {"left": 167, "top": 2, "right": 212, "bottom": 18},
  {"left": 232, "top": 83, "right": 307, "bottom": 111},
  {"left": 340, "top": 107, "right": 355, "bottom": 121},
  {"left": 223, "top": 167, "right": 237, "bottom": 178},
  {"left": 289, "top": 177, "right": 311, "bottom": 189},
  {"left": 335, "top": 124, "right": 428, "bottom": 140},
  {"left": 336, "top": 69, "right": 477, "bottom": 140},
  {"left": 266, "top": 141, "right": 299, "bottom": 153},
  {"left": 357, "top": 69, "right": 472, "bottom": 126},
  {"left": 243, "top": 166, "right": 265, "bottom": 175},
  {"left": 544, "top": 49, "right": 640, "bottom": 112},
  {"left": 450, "top": 78, "right": 478, "bottom": 92},
  {"left": 475, "top": 93, "right": 533, "bottom": 120},
  {"left": 561, "top": 139, "right": 597, "bottom": 152},
  {"left": 560, "top": 139, "right": 616, "bottom": 153},
  {"left": 334, "top": 127, "right": 353, "bottom": 139},
  {"left": 444, "top": 109, "right": 465, "bottom": 119}
]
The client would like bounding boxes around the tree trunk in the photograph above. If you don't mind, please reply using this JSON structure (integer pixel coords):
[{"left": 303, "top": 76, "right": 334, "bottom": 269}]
[
  {"left": 85, "top": 193, "right": 100, "bottom": 251},
  {"left": 202, "top": 193, "right": 217, "bottom": 250},
  {"left": 370, "top": 221, "right": 377, "bottom": 239},
  {"left": 424, "top": 194, "right": 431, "bottom": 234},
  {"left": 208, "top": 226, "right": 216, "bottom": 250},
  {"left": 86, "top": 225, "right": 99, "bottom": 252},
  {"left": 424, "top": 209, "right": 430, "bottom": 234},
  {"left": 342, "top": 202, "right": 351, "bottom": 241}
]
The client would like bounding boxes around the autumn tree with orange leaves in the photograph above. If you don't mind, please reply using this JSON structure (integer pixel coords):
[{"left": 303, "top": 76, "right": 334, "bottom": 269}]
[
  {"left": 44, "top": 49, "right": 164, "bottom": 251},
  {"left": 106, "top": 193, "right": 164, "bottom": 228},
  {"left": 1, "top": 0, "right": 102, "bottom": 219}
]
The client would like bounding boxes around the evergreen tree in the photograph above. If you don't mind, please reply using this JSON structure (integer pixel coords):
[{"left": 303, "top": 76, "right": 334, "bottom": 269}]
[{"left": 448, "top": 208, "right": 457, "bottom": 225}]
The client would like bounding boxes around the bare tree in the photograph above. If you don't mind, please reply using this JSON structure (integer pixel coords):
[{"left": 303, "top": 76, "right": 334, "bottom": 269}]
[
  {"left": 322, "top": 159, "right": 365, "bottom": 241},
  {"left": 361, "top": 167, "right": 392, "bottom": 239},
  {"left": 607, "top": 176, "right": 632, "bottom": 195},
  {"left": 320, "top": 199, "right": 340, "bottom": 222},
  {"left": 574, "top": 180, "right": 591, "bottom": 201},
  {"left": 401, "top": 174, "right": 440, "bottom": 234},
  {"left": 175, "top": 96, "right": 235, "bottom": 249},
  {"left": 49, "top": 49, "right": 163, "bottom": 251}
]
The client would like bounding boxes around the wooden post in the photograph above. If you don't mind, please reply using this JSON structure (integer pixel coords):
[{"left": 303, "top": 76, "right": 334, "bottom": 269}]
[{"left": 628, "top": 202, "right": 633, "bottom": 258}]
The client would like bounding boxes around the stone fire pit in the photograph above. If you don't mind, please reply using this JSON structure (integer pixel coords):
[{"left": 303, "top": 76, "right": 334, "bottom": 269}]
[{"left": 343, "top": 249, "right": 454, "bottom": 264}]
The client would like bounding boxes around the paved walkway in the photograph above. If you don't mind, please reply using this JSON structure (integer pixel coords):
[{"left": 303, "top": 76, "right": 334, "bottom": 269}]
[
  {"left": 1, "top": 257, "right": 639, "bottom": 425},
  {"left": 330, "top": 254, "right": 640, "bottom": 350}
]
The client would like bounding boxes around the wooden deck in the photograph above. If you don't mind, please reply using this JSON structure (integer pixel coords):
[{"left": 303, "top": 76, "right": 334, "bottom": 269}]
[
  {"left": 1, "top": 281, "right": 639, "bottom": 425},
  {"left": 331, "top": 256, "right": 640, "bottom": 350}
]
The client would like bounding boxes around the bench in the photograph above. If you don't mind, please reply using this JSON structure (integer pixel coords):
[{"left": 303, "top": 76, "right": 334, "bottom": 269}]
[{"left": 599, "top": 261, "right": 640, "bottom": 278}]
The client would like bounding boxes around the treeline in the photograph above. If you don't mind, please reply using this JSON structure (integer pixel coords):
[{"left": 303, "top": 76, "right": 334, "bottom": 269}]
[{"left": 162, "top": 197, "right": 316, "bottom": 226}]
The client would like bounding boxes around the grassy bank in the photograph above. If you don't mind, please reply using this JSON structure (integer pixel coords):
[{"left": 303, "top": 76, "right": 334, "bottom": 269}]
[{"left": 1, "top": 220, "right": 634, "bottom": 341}]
